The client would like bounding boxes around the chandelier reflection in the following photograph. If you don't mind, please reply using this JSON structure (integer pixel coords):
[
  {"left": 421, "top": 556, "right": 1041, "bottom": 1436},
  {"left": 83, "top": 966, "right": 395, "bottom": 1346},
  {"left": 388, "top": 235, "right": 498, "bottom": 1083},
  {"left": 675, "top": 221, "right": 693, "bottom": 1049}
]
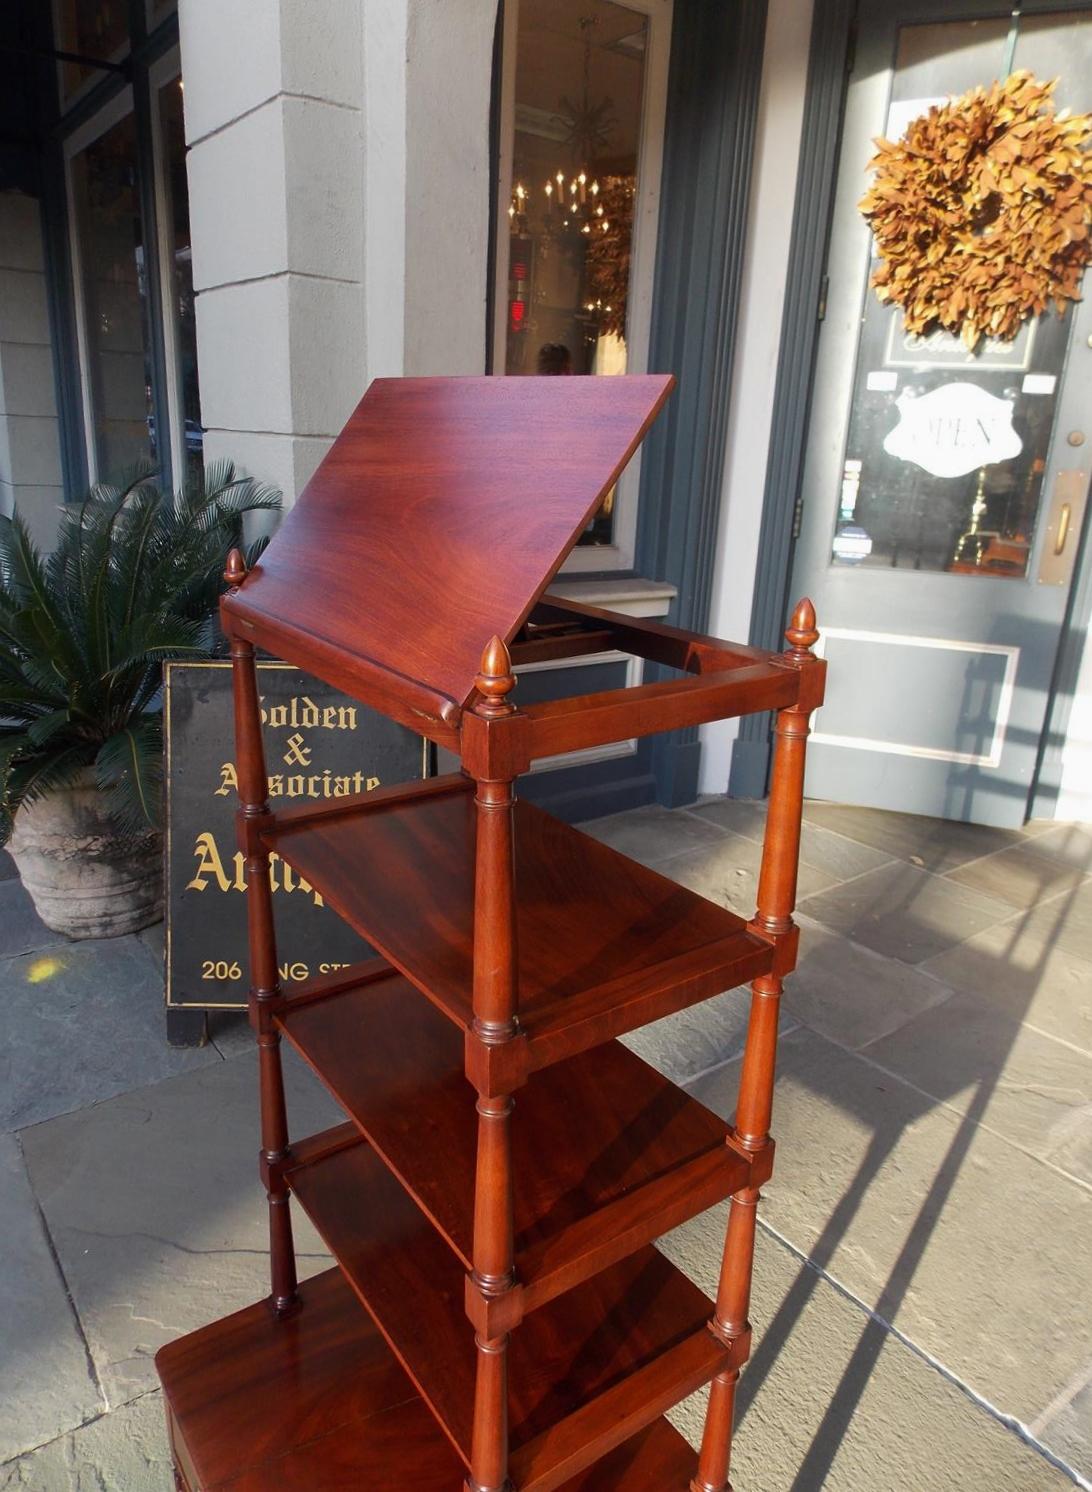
[{"left": 509, "top": 173, "right": 611, "bottom": 238}]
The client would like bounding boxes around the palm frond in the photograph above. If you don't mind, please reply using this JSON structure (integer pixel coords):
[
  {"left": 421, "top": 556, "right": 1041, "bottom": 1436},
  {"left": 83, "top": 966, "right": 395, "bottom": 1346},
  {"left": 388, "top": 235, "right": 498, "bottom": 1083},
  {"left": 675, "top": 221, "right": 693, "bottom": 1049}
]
[
  {"left": 104, "top": 614, "right": 209, "bottom": 676},
  {"left": 95, "top": 718, "right": 163, "bottom": 834},
  {"left": 0, "top": 464, "right": 281, "bottom": 834},
  {"left": 26, "top": 708, "right": 73, "bottom": 749},
  {"left": 6, "top": 742, "right": 96, "bottom": 813},
  {"left": 0, "top": 514, "right": 56, "bottom": 615}
]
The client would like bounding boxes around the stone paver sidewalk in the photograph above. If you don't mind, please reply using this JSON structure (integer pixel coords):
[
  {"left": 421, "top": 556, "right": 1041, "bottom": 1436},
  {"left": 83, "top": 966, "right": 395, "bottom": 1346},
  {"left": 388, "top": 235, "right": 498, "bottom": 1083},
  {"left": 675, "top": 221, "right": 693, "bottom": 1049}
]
[{"left": 1, "top": 803, "right": 1090, "bottom": 1490}]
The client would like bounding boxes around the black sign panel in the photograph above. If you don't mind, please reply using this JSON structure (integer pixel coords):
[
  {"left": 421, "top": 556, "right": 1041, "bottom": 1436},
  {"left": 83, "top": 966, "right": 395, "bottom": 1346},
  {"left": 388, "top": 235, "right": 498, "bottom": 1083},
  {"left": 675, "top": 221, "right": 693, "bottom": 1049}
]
[{"left": 165, "top": 662, "right": 427, "bottom": 1010}]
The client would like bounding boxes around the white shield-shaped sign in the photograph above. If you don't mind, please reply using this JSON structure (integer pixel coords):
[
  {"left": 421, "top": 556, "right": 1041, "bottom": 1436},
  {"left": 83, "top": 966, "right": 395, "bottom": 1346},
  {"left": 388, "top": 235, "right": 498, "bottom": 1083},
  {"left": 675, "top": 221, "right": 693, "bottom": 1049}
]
[{"left": 883, "top": 382, "right": 1023, "bottom": 478}]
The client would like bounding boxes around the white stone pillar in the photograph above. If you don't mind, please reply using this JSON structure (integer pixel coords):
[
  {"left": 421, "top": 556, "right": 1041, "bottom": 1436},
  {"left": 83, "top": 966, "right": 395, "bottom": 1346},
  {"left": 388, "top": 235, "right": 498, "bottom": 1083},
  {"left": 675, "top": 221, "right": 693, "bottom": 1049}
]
[
  {"left": 179, "top": 0, "right": 496, "bottom": 508},
  {"left": 0, "top": 193, "right": 65, "bottom": 549},
  {"left": 179, "top": 0, "right": 367, "bottom": 507},
  {"left": 401, "top": 0, "right": 496, "bottom": 376}
]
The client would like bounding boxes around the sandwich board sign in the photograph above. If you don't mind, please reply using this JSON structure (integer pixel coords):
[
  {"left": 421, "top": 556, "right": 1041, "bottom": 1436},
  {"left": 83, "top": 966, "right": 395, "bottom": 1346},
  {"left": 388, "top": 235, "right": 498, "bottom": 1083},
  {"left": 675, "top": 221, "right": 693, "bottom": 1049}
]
[{"left": 163, "top": 660, "right": 427, "bottom": 1044}]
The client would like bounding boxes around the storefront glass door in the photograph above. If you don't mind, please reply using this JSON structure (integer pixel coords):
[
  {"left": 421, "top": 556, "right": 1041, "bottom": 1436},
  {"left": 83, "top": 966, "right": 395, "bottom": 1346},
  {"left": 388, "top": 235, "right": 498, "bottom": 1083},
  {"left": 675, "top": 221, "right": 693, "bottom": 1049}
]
[
  {"left": 790, "top": 1, "right": 1092, "bottom": 826},
  {"left": 67, "top": 98, "right": 157, "bottom": 481},
  {"left": 492, "top": 0, "right": 672, "bottom": 570}
]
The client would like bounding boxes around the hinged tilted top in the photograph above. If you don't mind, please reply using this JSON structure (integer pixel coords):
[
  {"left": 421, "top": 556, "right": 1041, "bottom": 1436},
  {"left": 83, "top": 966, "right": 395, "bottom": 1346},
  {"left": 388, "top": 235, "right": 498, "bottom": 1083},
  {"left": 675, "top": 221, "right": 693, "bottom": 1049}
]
[{"left": 221, "top": 374, "right": 674, "bottom": 731}]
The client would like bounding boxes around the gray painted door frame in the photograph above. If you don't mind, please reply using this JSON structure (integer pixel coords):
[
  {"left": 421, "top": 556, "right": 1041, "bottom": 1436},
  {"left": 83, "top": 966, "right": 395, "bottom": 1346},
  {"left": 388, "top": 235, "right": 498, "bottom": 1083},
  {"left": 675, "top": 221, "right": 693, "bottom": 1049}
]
[
  {"left": 485, "top": 0, "right": 773, "bottom": 818},
  {"left": 731, "top": 0, "right": 1092, "bottom": 822}
]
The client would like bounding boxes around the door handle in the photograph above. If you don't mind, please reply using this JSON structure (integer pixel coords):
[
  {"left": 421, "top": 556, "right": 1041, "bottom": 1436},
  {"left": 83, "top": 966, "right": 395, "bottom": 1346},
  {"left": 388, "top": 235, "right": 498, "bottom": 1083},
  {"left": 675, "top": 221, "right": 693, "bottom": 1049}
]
[{"left": 1039, "top": 472, "right": 1088, "bottom": 586}]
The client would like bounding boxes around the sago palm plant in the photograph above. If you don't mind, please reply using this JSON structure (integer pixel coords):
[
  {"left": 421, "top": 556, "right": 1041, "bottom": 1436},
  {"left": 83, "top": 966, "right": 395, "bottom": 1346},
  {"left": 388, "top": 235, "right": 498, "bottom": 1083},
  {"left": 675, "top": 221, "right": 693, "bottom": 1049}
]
[{"left": 0, "top": 462, "right": 280, "bottom": 843}]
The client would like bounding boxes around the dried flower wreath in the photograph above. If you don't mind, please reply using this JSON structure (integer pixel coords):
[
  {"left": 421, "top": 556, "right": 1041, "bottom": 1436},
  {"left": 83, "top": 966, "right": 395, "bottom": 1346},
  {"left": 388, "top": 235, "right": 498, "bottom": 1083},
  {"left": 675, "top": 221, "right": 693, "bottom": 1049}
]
[
  {"left": 585, "top": 174, "right": 636, "bottom": 342},
  {"left": 859, "top": 72, "right": 1092, "bottom": 350}
]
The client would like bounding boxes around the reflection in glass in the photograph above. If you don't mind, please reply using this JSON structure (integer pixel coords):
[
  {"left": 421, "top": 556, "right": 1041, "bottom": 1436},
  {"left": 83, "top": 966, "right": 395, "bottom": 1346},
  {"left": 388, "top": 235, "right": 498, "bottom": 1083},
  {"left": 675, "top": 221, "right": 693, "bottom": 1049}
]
[
  {"left": 70, "top": 111, "right": 155, "bottom": 479},
  {"left": 502, "top": 0, "right": 648, "bottom": 545},
  {"left": 159, "top": 77, "right": 203, "bottom": 479},
  {"left": 830, "top": 16, "right": 1083, "bottom": 580},
  {"left": 55, "top": 0, "right": 129, "bottom": 100}
]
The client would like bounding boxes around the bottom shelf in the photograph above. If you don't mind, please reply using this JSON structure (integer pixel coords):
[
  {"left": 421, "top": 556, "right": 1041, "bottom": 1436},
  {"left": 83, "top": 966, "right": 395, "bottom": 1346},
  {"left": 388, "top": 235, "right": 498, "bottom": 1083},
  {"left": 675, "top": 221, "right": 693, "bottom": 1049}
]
[{"left": 156, "top": 1267, "right": 700, "bottom": 1491}]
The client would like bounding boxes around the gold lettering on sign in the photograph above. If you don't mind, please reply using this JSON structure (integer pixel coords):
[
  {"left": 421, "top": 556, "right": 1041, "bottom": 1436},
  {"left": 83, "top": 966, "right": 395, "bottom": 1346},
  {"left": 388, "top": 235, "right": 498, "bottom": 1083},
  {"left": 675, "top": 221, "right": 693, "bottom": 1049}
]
[
  {"left": 186, "top": 831, "right": 326, "bottom": 906},
  {"left": 283, "top": 732, "right": 311, "bottom": 766},
  {"left": 259, "top": 695, "right": 358, "bottom": 731},
  {"left": 214, "top": 764, "right": 380, "bottom": 799}
]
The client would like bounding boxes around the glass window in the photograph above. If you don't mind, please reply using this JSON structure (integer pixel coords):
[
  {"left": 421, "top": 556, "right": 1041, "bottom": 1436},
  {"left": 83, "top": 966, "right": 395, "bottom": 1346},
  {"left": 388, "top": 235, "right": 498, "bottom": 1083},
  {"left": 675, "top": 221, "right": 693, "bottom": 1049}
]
[
  {"left": 157, "top": 76, "right": 203, "bottom": 480},
  {"left": 54, "top": 0, "right": 129, "bottom": 101},
  {"left": 69, "top": 110, "right": 156, "bottom": 481},
  {"left": 496, "top": 0, "right": 659, "bottom": 550},
  {"left": 829, "top": 19, "right": 1078, "bottom": 580}
]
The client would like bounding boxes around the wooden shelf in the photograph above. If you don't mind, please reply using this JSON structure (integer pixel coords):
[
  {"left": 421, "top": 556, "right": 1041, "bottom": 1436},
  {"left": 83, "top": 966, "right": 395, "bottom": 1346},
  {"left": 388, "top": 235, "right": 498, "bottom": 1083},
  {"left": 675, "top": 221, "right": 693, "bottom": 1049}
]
[
  {"left": 276, "top": 965, "right": 752, "bottom": 1312},
  {"left": 158, "top": 379, "right": 822, "bottom": 1489},
  {"left": 285, "top": 1139, "right": 742, "bottom": 1492},
  {"left": 157, "top": 1266, "right": 700, "bottom": 1491},
  {"left": 266, "top": 776, "right": 776, "bottom": 1069},
  {"left": 156, "top": 1267, "right": 458, "bottom": 1491}
]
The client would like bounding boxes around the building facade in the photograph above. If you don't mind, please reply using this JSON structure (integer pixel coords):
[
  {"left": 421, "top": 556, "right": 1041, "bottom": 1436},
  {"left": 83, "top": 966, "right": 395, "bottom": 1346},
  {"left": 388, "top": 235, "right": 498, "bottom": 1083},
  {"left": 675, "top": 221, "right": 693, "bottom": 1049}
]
[{"left": 2, "top": 0, "right": 1091, "bottom": 823}]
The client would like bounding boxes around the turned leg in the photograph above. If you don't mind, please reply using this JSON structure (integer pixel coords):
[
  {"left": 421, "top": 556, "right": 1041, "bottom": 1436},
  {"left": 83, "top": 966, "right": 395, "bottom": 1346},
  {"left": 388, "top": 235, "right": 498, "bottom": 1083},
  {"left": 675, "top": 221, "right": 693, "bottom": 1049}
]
[
  {"left": 466, "top": 640, "right": 519, "bottom": 1492},
  {"left": 226, "top": 579, "right": 298, "bottom": 1314},
  {"left": 693, "top": 601, "right": 820, "bottom": 1491}
]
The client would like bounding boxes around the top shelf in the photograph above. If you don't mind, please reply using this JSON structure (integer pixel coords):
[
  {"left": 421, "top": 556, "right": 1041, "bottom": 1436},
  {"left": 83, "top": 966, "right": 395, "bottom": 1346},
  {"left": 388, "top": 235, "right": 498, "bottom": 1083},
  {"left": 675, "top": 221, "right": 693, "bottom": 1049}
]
[
  {"left": 220, "top": 375, "right": 675, "bottom": 740},
  {"left": 265, "top": 776, "right": 777, "bottom": 1072},
  {"left": 218, "top": 377, "right": 824, "bottom": 757}
]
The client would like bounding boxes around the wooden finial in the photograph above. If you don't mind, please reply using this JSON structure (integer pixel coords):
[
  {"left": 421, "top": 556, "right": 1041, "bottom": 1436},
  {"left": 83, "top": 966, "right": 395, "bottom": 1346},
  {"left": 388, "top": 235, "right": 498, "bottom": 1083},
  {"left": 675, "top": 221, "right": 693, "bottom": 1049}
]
[
  {"left": 785, "top": 597, "right": 819, "bottom": 660},
  {"left": 474, "top": 636, "right": 516, "bottom": 717},
  {"left": 224, "top": 548, "right": 248, "bottom": 589}
]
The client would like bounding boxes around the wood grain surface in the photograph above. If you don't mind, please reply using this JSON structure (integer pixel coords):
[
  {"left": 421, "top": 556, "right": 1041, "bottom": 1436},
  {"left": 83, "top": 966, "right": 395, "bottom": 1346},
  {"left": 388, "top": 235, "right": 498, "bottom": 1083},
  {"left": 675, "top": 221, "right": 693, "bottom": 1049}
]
[
  {"left": 267, "top": 780, "right": 776, "bottom": 1067},
  {"left": 157, "top": 1266, "right": 700, "bottom": 1490},
  {"left": 285, "top": 1142, "right": 734, "bottom": 1490},
  {"left": 222, "top": 375, "right": 673, "bottom": 726},
  {"left": 277, "top": 967, "right": 749, "bottom": 1309}
]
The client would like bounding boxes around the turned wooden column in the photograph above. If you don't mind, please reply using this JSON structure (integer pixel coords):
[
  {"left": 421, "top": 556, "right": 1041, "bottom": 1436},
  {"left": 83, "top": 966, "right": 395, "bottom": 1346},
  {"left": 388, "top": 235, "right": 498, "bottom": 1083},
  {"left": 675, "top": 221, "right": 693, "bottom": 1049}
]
[
  {"left": 693, "top": 599, "right": 820, "bottom": 1492},
  {"left": 225, "top": 549, "right": 298, "bottom": 1316},
  {"left": 466, "top": 637, "right": 519, "bottom": 1492}
]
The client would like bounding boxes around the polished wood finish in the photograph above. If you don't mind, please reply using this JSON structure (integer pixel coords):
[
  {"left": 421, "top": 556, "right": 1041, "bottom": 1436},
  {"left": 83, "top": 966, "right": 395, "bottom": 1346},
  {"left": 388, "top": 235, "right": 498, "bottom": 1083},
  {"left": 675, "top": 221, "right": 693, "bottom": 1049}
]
[
  {"left": 285, "top": 1137, "right": 744, "bottom": 1492},
  {"left": 265, "top": 783, "right": 778, "bottom": 1071},
  {"left": 467, "top": 638, "right": 520, "bottom": 1492},
  {"left": 692, "top": 600, "right": 821, "bottom": 1492},
  {"left": 227, "top": 626, "right": 296, "bottom": 1314},
  {"left": 160, "top": 378, "right": 824, "bottom": 1490},
  {"left": 157, "top": 1268, "right": 457, "bottom": 1491},
  {"left": 156, "top": 1266, "right": 699, "bottom": 1492},
  {"left": 221, "top": 376, "right": 673, "bottom": 733},
  {"left": 275, "top": 965, "right": 752, "bottom": 1311}
]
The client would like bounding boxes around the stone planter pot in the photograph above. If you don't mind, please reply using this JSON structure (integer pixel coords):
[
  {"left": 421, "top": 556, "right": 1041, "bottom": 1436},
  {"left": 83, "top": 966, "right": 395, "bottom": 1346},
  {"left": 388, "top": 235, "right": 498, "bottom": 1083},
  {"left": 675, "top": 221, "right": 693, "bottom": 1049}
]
[{"left": 8, "top": 770, "right": 162, "bottom": 938}]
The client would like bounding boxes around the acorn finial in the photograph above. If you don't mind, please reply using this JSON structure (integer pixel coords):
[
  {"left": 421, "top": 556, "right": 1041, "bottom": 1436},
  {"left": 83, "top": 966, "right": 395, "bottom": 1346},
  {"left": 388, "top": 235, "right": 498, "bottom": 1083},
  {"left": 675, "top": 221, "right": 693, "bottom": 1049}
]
[
  {"left": 474, "top": 636, "right": 516, "bottom": 717},
  {"left": 785, "top": 597, "right": 819, "bottom": 659},
  {"left": 224, "top": 548, "right": 247, "bottom": 589}
]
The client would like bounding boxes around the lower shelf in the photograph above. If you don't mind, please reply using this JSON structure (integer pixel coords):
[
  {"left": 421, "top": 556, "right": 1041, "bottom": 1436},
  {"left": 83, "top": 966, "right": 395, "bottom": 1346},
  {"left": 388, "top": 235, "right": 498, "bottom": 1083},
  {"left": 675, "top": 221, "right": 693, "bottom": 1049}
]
[
  {"left": 156, "top": 1267, "right": 700, "bottom": 1490},
  {"left": 276, "top": 965, "right": 750, "bottom": 1312},
  {"left": 286, "top": 1138, "right": 740, "bottom": 1492}
]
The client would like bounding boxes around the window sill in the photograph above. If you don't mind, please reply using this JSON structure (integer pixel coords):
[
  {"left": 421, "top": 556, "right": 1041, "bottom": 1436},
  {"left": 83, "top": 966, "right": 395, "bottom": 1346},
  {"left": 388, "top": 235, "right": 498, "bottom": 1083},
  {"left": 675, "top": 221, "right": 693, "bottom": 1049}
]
[{"left": 545, "top": 576, "right": 677, "bottom": 619}]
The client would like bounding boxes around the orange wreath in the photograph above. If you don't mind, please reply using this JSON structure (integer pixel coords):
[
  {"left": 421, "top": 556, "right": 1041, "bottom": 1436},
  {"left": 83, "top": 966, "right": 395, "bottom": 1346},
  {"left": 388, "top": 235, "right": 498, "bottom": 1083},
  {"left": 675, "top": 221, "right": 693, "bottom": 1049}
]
[{"left": 860, "top": 72, "right": 1092, "bottom": 350}]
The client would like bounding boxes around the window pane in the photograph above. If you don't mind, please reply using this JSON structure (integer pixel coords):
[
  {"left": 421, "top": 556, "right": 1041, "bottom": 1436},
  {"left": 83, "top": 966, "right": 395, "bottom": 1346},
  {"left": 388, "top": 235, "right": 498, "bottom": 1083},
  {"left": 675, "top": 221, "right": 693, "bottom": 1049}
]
[
  {"left": 501, "top": 0, "right": 650, "bottom": 546},
  {"left": 830, "top": 19, "right": 1077, "bottom": 580},
  {"left": 159, "top": 76, "right": 203, "bottom": 479},
  {"left": 55, "top": 1, "right": 129, "bottom": 101},
  {"left": 70, "top": 111, "right": 155, "bottom": 480}
]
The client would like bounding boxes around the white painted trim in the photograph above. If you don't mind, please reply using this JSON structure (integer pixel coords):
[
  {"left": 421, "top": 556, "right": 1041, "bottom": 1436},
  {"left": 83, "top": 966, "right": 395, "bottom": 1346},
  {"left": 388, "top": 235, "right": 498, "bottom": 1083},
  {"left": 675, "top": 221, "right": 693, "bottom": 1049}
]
[
  {"left": 811, "top": 627, "right": 1020, "bottom": 770},
  {"left": 516, "top": 649, "right": 641, "bottom": 772},
  {"left": 365, "top": 0, "right": 408, "bottom": 381},
  {"left": 492, "top": 0, "right": 673, "bottom": 573},
  {"left": 546, "top": 576, "right": 676, "bottom": 617},
  {"left": 491, "top": 0, "right": 520, "bottom": 379},
  {"left": 149, "top": 49, "right": 187, "bottom": 487},
  {"left": 64, "top": 86, "right": 138, "bottom": 484}
]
